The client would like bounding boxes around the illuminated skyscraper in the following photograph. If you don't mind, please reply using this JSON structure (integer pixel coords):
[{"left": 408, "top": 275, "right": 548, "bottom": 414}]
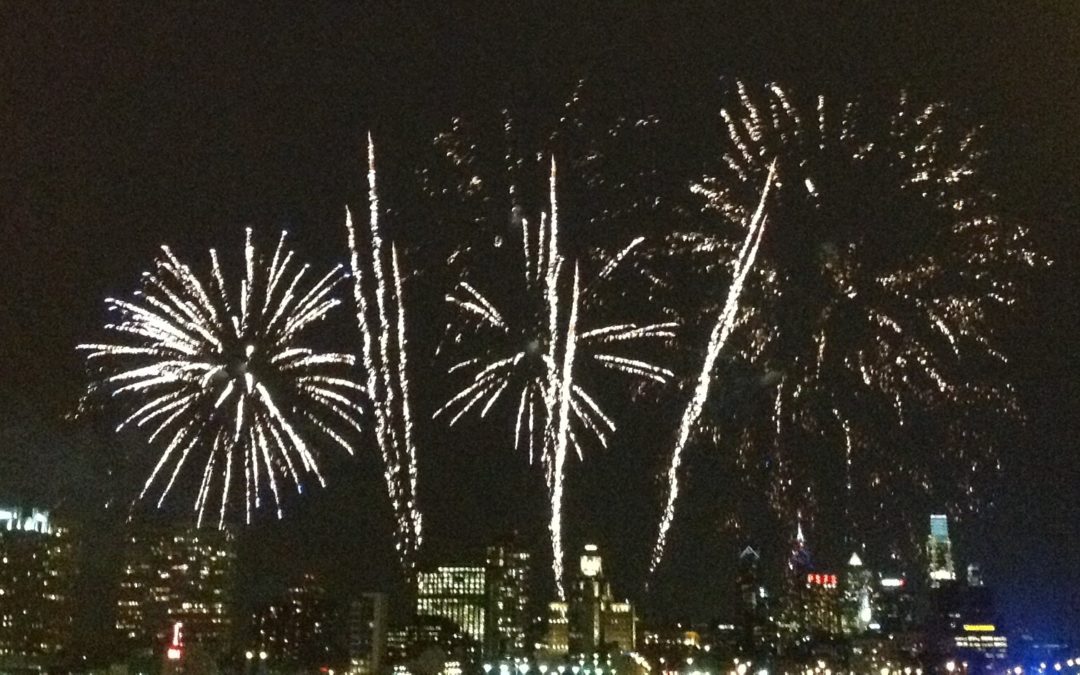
[
  {"left": 250, "top": 573, "right": 347, "bottom": 671},
  {"left": 542, "top": 601, "right": 570, "bottom": 655},
  {"left": 929, "top": 580, "right": 1008, "bottom": 669},
  {"left": 0, "top": 506, "right": 76, "bottom": 671},
  {"left": 735, "top": 545, "right": 773, "bottom": 654},
  {"left": 840, "top": 551, "right": 875, "bottom": 635},
  {"left": 927, "top": 514, "right": 956, "bottom": 587},
  {"left": 416, "top": 566, "right": 486, "bottom": 644},
  {"left": 483, "top": 539, "right": 530, "bottom": 658},
  {"left": 778, "top": 519, "right": 817, "bottom": 644},
  {"left": 875, "top": 573, "right": 916, "bottom": 634},
  {"left": 568, "top": 544, "right": 606, "bottom": 654},
  {"left": 563, "top": 544, "right": 636, "bottom": 656},
  {"left": 349, "top": 592, "right": 388, "bottom": 675},
  {"left": 802, "top": 572, "right": 843, "bottom": 636},
  {"left": 115, "top": 524, "right": 236, "bottom": 657},
  {"left": 603, "top": 601, "right": 636, "bottom": 653}
]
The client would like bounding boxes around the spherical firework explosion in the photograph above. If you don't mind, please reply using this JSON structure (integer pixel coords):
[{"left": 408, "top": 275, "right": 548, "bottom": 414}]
[
  {"left": 652, "top": 81, "right": 1044, "bottom": 569},
  {"left": 80, "top": 229, "right": 364, "bottom": 527}
]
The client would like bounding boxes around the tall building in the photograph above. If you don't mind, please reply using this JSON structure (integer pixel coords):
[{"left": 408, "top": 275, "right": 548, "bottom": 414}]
[
  {"left": 543, "top": 601, "right": 570, "bottom": 655},
  {"left": 840, "top": 551, "right": 875, "bottom": 635},
  {"left": 927, "top": 514, "right": 956, "bottom": 587},
  {"left": 250, "top": 573, "right": 347, "bottom": 671},
  {"left": 483, "top": 539, "right": 530, "bottom": 659},
  {"left": 0, "top": 505, "right": 76, "bottom": 671},
  {"left": 735, "top": 545, "right": 773, "bottom": 654},
  {"left": 553, "top": 544, "right": 636, "bottom": 657},
  {"left": 778, "top": 519, "right": 818, "bottom": 645},
  {"left": 115, "top": 524, "right": 236, "bottom": 657},
  {"left": 603, "top": 601, "right": 636, "bottom": 653},
  {"left": 928, "top": 582, "right": 1008, "bottom": 670},
  {"left": 349, "top": 592, "right": 388, "bottom": 675},
  {"left": 416, "top": 566, "right": 486, "bottom": 644},
  {"left": 802, "top": 572, "right": 842, "bottom": 636},
  {"left": 875, "top": 574, "right": 916, "bottom": 634},
  {"left": 389, "top": 616, "right": 478, "bottom": 673}
]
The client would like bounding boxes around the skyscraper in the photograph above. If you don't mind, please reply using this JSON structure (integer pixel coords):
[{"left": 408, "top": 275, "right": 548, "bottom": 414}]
[
  {"left": 562, "top": 544, "right": 636, "bottom": 656},
  {"left": 927, "top": 514, "right": 957, "bottom": 587},
  {"left": 349, "top": 592, "right": 388, "bottom": 675},
  {"left": 416, "top": 566, "right": 486, "bottom": 644},
  {"left": 483, "top": 539, "right": 530, "bottom": 659},
  {"left": 250, "top": 573, "right": 347, "bottom": 672},
  {"left": 735, "top": 545, "right": 771, "bottom": 654},
  {"left": 0, "top": 505, "right": 76, "bottom": 671},
  {"left": 115, "top": 524, "right": 236, "bottom": 658},
  {"left": 568, "top": 544, "right": 606, "bottom": 655},
  {"left": 875, "top": 574, "right": 916, "bottom": 634},
  {"left": 840, "top": 551, "right": 875, "bottom": 635}
]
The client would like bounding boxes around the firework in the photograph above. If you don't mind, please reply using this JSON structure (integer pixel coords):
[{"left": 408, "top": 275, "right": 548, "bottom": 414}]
[
  {"left": 651, "top": 81, "right": 1043, "bottom": 568},
  {"left": 438, "top": 159, "right": 675, "bottom": 595},
  {"left": 345, "top": 135, "right": 423, "bottom": 569},
  {"left": 650, "top": 160, "right": 776, "bottom": 574},
  {"left": 80, "top": 229, "right": 364, "bottom": 527}
]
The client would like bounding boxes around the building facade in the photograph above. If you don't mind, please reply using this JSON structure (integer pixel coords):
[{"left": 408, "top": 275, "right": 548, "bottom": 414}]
[
  {"left": 546, "top": 544, "right": 636, "bottom": 657},
  {"left": 0, "top": 506, "right": 76, "bottom": 670},
  {"left": 349, "top": 592, "right": 388, "bottom": 675},
  {"left": 927, "top": 514, "right": 957, "bottom": 587},
  {"left": 483, "top": 540, "right": 530, "bottom": 659},
  {"left": 250, "top": 573, "right": 348, "bottom": 672},
  {"left": 115, "top": 524, "right": 236, "bottom": 658},
  {"left": 840, "top": 552, "right": 875, "bottom": 635},
  {"left": 416, "top": 566, "right": 486, "bottom": 645}
]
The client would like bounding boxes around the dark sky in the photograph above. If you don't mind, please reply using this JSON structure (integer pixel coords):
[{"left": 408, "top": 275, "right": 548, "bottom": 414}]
[{"left": 1, "top": 1, "right": 1079, "bottom": 651}]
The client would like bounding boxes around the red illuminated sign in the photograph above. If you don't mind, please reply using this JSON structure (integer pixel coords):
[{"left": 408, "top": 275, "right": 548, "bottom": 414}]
[
  {"left": 166, "top": 621, "right": 184, "bottom": 661},
  {"left": 806, "top": 573, "right": 838, "bottom": 587}
]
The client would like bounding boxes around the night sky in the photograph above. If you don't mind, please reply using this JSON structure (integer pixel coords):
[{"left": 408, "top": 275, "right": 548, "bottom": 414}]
[{"left": 1, "top": 2, "right": 1078, "bottom": 654}]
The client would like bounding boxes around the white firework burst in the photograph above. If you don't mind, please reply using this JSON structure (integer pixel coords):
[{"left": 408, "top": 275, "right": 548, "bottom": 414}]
[
  {"left": 650, "top": 80, "right": 1044, "bottom": 570},
  {"left": 438, "top": 160, "right": 675, "bottom": 595},
  {"left": 80, "top": 229, "right": 364, "bottom": 528}
]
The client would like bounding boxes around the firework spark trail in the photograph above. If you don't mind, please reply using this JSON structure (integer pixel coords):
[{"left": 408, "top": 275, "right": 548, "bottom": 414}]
[
  {"left": 439, "top": 158, "right": 675, "bottom": 594},
  {"left": 650, "top": 162, "right": 776, "bottom": 575},
  {"left": 546, "top": 263, "right": 580, "bottom": 598},
  {"left": 344, "top": 136, "right": 423, "bottom": 569},
  {"left": 80, "top": 230, "right": 363, "bottom": 528},
  {"left": 675, "top": 81, "right": 1046, "bottom": 547}
]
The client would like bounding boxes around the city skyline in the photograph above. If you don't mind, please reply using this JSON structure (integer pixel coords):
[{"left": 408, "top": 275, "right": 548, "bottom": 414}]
[
  {"left": 0, "top": 2, "right": 1078, "bottom": 663},
  {"left": 0, "top": 508, "right": 1056, "bottom": 673}
]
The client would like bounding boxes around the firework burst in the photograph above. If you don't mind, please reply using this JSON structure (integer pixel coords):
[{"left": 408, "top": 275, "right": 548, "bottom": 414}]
[
  {"left": 344, "top": 135, "right": 423, "bottom": 569},
  {"left": 651, "top": 81, "right": 1044, "bottom": 569},
  {"left": 80, "top": 229, "right": 364, "bottom": 528},
  {"left": 437, "top": 159, "right": 675, "bottom": 595}
]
